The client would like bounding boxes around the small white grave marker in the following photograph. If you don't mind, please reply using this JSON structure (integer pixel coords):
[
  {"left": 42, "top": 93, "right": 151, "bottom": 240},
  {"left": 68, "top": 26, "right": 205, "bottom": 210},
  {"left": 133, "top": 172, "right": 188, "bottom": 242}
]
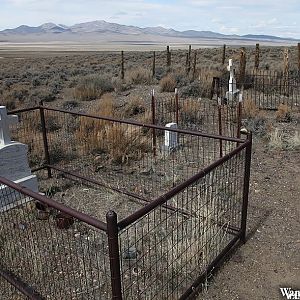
[
  {"left": 0, "top": 106, "right": 38, "bottom": 211},
  {"left": 165, "top": 122, "right": 178, "bottom": 150}
]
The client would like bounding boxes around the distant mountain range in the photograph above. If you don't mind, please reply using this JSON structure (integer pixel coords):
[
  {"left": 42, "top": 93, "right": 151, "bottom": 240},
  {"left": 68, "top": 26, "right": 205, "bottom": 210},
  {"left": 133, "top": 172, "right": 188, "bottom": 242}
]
[{"left": 0, "top": 20, "right": 298, "bottom": 44}]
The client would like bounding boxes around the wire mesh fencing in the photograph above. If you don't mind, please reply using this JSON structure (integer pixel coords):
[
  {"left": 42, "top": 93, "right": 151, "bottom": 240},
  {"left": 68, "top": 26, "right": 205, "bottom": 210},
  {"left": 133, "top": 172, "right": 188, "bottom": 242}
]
[
  {"left": 1, "top": 105, "right": 252, "bottom": 299},
  {"left": 0, "top": 177, "right": 111, "bottom": 300},
  {"left": 237, "top": 69, "right": 300, "bottom": 110}
]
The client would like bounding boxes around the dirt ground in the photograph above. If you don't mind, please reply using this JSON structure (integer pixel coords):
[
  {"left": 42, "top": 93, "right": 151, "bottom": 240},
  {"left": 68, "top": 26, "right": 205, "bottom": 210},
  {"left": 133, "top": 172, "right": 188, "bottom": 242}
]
[{"left": 199, "top": 137, "right": 300, "bottom": 300}]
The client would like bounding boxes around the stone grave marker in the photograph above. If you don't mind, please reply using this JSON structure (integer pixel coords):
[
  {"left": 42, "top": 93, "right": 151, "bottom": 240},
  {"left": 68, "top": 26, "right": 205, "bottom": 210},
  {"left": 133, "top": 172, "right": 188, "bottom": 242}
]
[
  {"left": 0, "top": 106, "right": 38, "bottom": 211},
  {"left": 164, "top": 122, "right": 178, "bottom": 151}
]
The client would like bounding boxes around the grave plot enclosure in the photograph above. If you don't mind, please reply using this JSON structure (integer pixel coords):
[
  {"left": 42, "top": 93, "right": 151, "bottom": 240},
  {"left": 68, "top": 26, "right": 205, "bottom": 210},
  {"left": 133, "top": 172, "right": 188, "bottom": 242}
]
[{"left": 0, "top": 106, "right": 252, "bottom": 299}]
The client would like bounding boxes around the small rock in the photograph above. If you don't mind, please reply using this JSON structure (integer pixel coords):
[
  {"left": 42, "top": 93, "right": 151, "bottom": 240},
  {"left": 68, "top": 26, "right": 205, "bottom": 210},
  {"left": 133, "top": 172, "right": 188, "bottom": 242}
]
[{"left": 123, "top": 246, "right": 138, "bottom": 259}]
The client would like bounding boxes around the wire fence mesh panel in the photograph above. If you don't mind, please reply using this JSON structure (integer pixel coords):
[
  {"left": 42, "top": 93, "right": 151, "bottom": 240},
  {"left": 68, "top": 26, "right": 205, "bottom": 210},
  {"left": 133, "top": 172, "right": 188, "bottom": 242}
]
[
  {"left": 118, "top": 148, "right": 246, "bottom": 299},
  {"left": 8, "top": 108, "right": 45, "bottom": 170},
  {"left": 0, "top": 183, "right": 111, "bottom": 300},
  {"left": 41, "top": 108, "right": 239, "bottom": 202},
  {"left": 239, "top": 70, "right": 300, "bottom": 110}
]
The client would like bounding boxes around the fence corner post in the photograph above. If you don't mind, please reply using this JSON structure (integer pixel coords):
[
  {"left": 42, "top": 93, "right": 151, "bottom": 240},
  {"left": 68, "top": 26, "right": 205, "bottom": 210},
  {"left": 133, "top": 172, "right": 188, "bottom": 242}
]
[
  {"left": 39, "top": 101, "right": 51, "bottom": 178},
  {"left": 106, "top": 210, "right": 123, "bottom": 300},
  {"left": 240, "top": 132, "right": 252, "bottom": 243}
]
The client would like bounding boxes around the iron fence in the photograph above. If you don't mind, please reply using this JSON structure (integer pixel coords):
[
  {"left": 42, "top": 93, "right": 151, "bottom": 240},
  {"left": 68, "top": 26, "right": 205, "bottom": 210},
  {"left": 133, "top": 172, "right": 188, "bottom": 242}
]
[
  {"left": 1, "top": 106, "right": 252, "bottom": 299},
  {"left": 236, "top": 69, "right": 300, "bottom": 110}
]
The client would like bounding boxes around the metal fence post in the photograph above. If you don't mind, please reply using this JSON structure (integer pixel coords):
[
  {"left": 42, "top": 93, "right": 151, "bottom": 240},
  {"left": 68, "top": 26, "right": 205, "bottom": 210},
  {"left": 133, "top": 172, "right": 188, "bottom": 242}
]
[
  {"left": 106, "top": 210, "right": 123, "bottom": 300},
  {"left": 39, "top": 102, "right": 51, "bottom": 178},
  {"left": 151, "top": 89, "right": 157, "bottom": 157},
  {"left": 240, "top": 132, "right": 252, "bottom": 243}
]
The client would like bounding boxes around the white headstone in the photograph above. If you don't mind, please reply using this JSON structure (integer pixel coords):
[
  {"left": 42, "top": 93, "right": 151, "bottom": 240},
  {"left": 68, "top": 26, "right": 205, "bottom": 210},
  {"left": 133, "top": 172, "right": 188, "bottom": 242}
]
[
  {"left": 0, "top": 106, "right": 38, "bottom": 211},
  {"left": 0, "top": 106, "right": 18, "bottom": 146},
  {"left": 165, "top": 122, "right": 178, "bottom": 150},
  {"left": 225, "top": 59, "right": 240, "bottom": 103}
]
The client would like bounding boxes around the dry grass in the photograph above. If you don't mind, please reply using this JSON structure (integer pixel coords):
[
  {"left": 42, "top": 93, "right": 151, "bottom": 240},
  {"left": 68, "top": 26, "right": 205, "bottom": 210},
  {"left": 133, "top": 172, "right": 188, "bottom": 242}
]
[
  {"left": 126, "top": 67, "right": 153, "bottom": 85},
  {"left": 180, "top": 99, "right": 203, "bottom": 124},
  {"left": 268, "top": 129, "right": 300, "bottom": 150},
  {"left": 72, "top": 75, "right": 113, "bottom": 101},
  {"left": 243, "top": 98, "right": 259, "bottom": 118},
  {"left": 159, "top": 74, "right": 176, "bottom": 92},
  {"left": 75, "top": 94, "right": 150, "bottom": 163},
  {"left": 276, "top": 103, "right": 291, "bottom": 122},
  {"left": 123, "top": 96, "right": 146, "bottom": 118}
]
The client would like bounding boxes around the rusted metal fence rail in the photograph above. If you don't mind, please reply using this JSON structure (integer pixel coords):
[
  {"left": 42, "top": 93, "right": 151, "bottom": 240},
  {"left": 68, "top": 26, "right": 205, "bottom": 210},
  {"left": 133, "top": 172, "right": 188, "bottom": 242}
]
[{"left": 2, "top": 106, "right": 252, "bottom": 299}]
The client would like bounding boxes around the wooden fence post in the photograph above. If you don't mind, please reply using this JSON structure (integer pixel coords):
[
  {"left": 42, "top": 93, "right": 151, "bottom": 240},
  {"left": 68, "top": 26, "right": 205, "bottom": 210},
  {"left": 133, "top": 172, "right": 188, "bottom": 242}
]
[
  {"left": 255, "top": 43, "right": 260, "bottom": 69},
  {"left": 192, "top": 51, "right": 197, "bottom": 81},
  {"left": 222, "top": 44, "right": 226, "bottom": 65},
  {"left": 167, "top": 46, "right": 171, "bottom": 68},
  {"left": 121, "top": 51, "right": 124, "bottom": 80},
  {"left": 152, "top": 51, "right": 156, "bottom": 78},
  {"left": 187, "top": 45, "right": 192, "bottom": 75},
  {"left": 239, "top": 47, "right": 246, "bottom": 89}
]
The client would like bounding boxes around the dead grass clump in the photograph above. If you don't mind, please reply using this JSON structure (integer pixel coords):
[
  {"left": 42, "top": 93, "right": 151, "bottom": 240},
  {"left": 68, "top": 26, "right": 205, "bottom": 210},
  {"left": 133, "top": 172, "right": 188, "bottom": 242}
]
[
  {"left": 276, "top": 103, "right": 291, "bottom": 122},
  {"left": 126, "top": 67, "right": 152, "bottom": 85},
  {"left": 180, "top": 99, "right": 203, "bottom": 124},
  {"left": 243, "top": 98, "right": 259, "bottom": 118},
  {"left": 104, "top": 124, "right": 150, "bottom": 164},
  {"left": 73, "top": 75, "right": 113, "bottom": 101},
  {"left": 160, "top": 74, "right": 176, "bottom": 92},
  {"left": 123, "top": 96, "right": 146, "bottom": 118},
  {"left": 75, "top": 94, "right": 116, "bottom": 153},
  {"left": 269, "top": 129, "right": 300, "bottom": 150}
]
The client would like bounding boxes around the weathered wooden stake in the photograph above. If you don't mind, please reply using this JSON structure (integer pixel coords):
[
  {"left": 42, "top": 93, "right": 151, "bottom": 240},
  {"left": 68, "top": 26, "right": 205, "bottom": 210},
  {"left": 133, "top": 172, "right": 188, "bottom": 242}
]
[
  {"left": 192, "top": 51, "right": 197, "bottom": 81},
  {"left": 187, "top": 45, "right": 192, "bottom": 75},
  {"left": 121, "top": 50, "right": 124, "bottom": 80},
  {"left": 255, "top": 43, "right": 260, "bottom": 69},
  {"left": 185, "top": 53, "right": 189, "bottom": 75},
  {"left": 222, "top": 44, "right": 226, "bottom": 65},
  {"left": 239, "top": 47, "right": 246, "bottom": 89},
  {"left": 167, "top": 46, "right": 171, "bottom": 68},
  {"left": 152, "top": 51, "right": 156, "bottom": 78}
]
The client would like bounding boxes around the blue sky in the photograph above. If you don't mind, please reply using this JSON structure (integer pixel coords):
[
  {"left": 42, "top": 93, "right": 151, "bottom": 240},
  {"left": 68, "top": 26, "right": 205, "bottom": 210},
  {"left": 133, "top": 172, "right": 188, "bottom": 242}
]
[{"left": 0, "top": 0, "right": 299, "bottom": 38}]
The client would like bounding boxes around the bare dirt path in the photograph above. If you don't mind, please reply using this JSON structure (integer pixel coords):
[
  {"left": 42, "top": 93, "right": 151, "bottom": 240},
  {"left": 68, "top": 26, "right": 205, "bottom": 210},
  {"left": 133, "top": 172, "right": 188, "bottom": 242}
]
[{"left": 199, "top": 140, "right": 300, "bottom": 300}]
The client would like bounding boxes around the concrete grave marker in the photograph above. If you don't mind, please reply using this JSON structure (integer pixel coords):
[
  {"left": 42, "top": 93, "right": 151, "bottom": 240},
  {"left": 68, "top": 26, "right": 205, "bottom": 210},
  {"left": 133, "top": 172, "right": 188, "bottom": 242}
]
[
  {"left": 0, "top": 106, "right": 38, "bottom": 211},
  {"left": 164, "top": 122, "right": 178, "bottom": 151}
]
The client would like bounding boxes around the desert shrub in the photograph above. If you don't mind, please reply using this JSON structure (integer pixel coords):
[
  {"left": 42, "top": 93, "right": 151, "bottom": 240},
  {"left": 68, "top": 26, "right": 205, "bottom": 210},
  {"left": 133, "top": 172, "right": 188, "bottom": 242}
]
[
  {"left": 269, "top": 129, "right": 300, "bottom": 150},
  {"left": 123, "top": 96, "right": 146, "bottom": 118},
  {"left": 0, "top": 91, "right": 17, "bottom": 110},
  {"left": 39, "top": 90, "right": 56, "bottom": 102},
  {"left": 155, "top": 66, "right": 167, "bottom": 80},
  {"left": 160, "top": 74, "right": 176, "bottom": 92},
  {"left": 111, "top": 76, "right": 130, "bottom": 93},
  {"left": 73, "top": 75, "right": 113, "bottom": 101},
  {"left": 104, "top": 124, "right": 150, "bottom": 164},
  {"left": 62, "top": 100, "right": 79, "bottom": 110},
  {"left": 243, "top": 113, "right": 270, "bottom": 137},
  {"left": 180, "top": 99, "right": 203, "bottom": 124},
  {"left": 126, "top": 67, "right": 152, "bottom": 85},
  {"left": 276, "top": 103, "right": 291, "bottom": 122},
  {"left": 181, "top": 82, "right": 203, "bottom": 98}
]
